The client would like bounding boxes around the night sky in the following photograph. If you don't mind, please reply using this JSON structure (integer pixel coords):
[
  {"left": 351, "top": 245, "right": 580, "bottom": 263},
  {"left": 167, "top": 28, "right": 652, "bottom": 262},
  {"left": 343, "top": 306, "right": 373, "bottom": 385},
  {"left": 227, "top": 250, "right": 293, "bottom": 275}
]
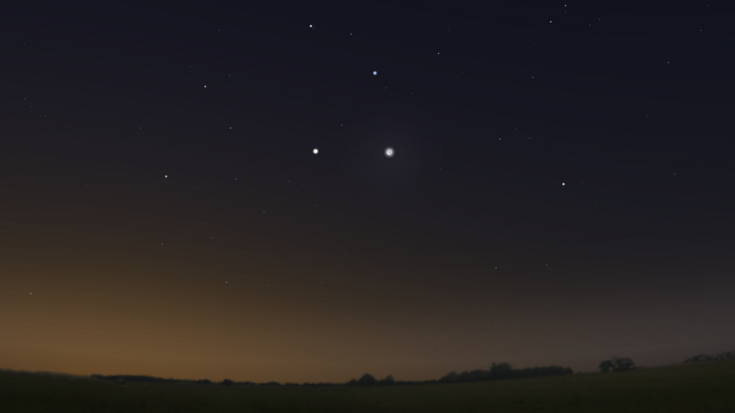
[{"left": 2, "top": 1, "right": 734, "bottom": 384}]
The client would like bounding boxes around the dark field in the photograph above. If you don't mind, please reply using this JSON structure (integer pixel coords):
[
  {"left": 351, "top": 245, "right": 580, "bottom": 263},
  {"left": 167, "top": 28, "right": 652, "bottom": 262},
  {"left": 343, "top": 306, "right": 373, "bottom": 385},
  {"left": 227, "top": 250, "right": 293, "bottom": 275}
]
[{"left": 2, "top": 359, "right": 734, "bottom": 412}]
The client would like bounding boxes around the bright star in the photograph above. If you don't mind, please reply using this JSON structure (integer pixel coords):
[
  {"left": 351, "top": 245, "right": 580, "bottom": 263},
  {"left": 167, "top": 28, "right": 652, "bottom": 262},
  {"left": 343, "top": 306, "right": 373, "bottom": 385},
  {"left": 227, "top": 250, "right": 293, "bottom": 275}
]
[
  {"left": 373, "top": 71, "right": 377, "bottom": 75},
  {"left": 385, "top": 147, "right": 394, "bottom": 158},
  {"left": 313, "top": 148, "right": 319, "bottom": 154}
]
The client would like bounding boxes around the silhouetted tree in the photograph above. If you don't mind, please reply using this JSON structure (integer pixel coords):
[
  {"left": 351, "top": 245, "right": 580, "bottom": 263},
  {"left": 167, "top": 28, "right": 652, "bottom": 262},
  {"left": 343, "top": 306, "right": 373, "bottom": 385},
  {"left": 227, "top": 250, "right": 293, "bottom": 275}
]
[
  {"left": 441, "top": 371, "right": 459, "bottom": 382},
  {"left": 684, "top": 354, "right": 712, "bottom": 363},
  {"left": 379, "top": 374, "right": 395, "bottom": 385},
  {"left": 613, "top": 357, "right": 635, "bottom": 371},
  {"left": 222, "top": 378, "right": 234, "bottom": 386},
  {"left": 490, "top": 362, "right": 512, "bottom": 379},
  {"left": 599, "top": 360, "right": 615, "bottom": 372},
  {"left": 599, "top": 357, "right": 636, "bottom": 372},
  {"left": 714, "top": 351, "right": 734, "bottom": 361},
  {"left": 684, "top": 351, "right": 735, "bottom": 364},
  {"left": 357, "top": 373, "right": 377, "bottom": 386}
]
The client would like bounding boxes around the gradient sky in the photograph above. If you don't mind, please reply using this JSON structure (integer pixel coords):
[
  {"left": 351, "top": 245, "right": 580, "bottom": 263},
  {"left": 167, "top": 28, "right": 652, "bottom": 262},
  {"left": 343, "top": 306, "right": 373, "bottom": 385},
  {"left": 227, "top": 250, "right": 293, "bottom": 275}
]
[{"left": 1, "top": 1, "right": 734, "bottom": 384}]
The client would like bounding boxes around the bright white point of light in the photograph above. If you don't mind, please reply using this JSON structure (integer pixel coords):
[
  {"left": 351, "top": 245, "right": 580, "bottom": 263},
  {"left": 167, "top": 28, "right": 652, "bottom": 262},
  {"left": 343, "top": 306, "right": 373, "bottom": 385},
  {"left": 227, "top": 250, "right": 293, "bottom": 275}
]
[
  {"left": 313, "top": 148, "right": 319, "bottom": 154},
  {"left": 204, "top": 85, "right": 207, "bottom": 88},
  {"left": 384, "top": 147, "right": 394, "bottom": 158},
  {"left": 165, "top": 175, "right": 168, "bottom": 178},
  {"left": 562, "top": 182, "right": 565, "bottom": 186},
  {"left": 373, "top": 71, "right": 377, "bottom": 75},
  {"left": 309, "top": 24, "right": 312, "bottom": 28}
]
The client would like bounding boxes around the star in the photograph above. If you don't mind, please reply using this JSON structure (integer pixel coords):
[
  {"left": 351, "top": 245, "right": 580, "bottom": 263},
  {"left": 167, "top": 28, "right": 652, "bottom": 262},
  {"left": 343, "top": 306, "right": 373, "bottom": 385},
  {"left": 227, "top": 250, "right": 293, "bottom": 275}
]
[
  {"left": 313, "top": 148, "right": 319, "bottom": 154},
  {"left": 373, "top": 71, "right": 377, "bottom": 76},
  {"left": 562, "top": 182, "right": 565, "bottom": 186}
]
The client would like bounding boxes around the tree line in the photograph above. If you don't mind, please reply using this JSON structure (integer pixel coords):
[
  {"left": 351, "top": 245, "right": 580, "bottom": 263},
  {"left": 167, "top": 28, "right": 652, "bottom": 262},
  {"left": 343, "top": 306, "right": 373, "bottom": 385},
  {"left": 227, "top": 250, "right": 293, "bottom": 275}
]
[
  {"left": 89, "top": 349, "right": 734, "bottom": 387},
  {"left": 683, "top": 350, "right": 735, "bottom": 364},
  {"left": 90, "top": 363, "right": 572, "bottom": 387},
  {"left": 436, "top": 363, "right": 572, "bottom": 384}
]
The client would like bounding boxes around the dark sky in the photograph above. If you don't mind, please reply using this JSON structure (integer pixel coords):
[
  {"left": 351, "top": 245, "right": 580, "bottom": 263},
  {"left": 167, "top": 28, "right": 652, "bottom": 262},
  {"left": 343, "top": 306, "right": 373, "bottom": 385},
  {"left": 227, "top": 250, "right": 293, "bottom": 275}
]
[{"left": 1, "top": 1, "right": 734, "bottom": 384}]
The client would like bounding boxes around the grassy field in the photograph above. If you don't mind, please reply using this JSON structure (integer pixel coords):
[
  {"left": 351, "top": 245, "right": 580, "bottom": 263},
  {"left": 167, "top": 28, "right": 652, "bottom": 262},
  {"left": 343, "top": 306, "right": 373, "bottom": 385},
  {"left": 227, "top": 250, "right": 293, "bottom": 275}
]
[{"left": 2, "top": 359, "right": 734, "bottom": 412}]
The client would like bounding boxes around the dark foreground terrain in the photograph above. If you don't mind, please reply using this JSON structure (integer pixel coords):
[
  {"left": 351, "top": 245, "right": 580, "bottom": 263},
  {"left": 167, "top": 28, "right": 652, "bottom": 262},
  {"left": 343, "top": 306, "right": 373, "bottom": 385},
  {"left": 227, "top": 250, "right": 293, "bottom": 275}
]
[{"left": 2, "top": 359, "right": 734, "bottom": 412}]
